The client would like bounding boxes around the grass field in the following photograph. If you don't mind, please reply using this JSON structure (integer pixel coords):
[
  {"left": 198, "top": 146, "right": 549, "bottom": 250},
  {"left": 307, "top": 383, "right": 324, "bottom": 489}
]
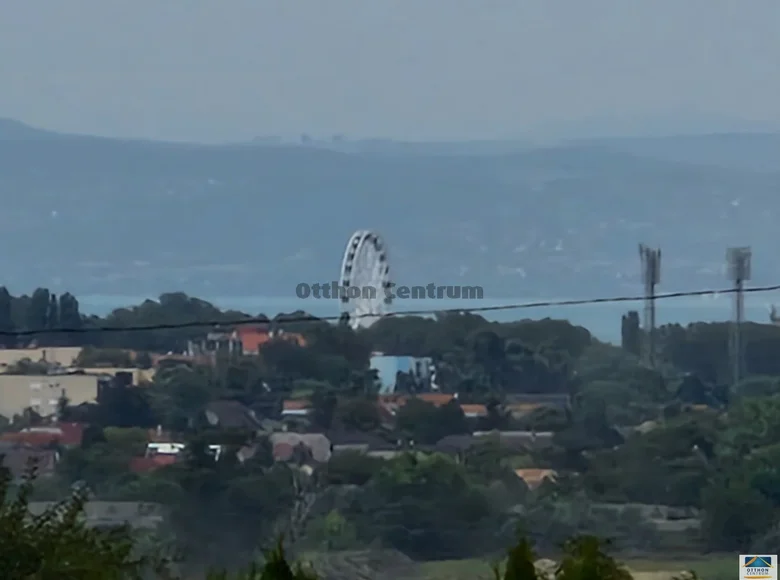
[{"left": 419, "top": 555, "right": 735, "bottom": 580}]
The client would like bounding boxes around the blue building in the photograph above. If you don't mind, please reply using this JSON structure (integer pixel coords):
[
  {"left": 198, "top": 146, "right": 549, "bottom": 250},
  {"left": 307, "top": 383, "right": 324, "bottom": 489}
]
[{"left": 370, "top": 353, "right": 433, "bottom": 394}]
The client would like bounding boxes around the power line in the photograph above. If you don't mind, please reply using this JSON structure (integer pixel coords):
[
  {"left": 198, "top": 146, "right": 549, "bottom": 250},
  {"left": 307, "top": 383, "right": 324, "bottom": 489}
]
[{"left": 7, "top": 283, "right": 780, "bottom": 337}]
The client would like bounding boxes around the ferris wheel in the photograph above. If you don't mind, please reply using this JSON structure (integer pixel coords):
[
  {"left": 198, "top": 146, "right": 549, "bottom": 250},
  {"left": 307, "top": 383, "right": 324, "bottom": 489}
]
[{"left": 339, "top": 230, "right": 392, "bottom": 329}]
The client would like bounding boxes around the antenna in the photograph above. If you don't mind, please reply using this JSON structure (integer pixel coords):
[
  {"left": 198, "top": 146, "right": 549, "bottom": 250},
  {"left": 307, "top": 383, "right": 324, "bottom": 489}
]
[
  {"left": 639, "top": 244, "right": 661, "bottom": 368},
  {"left": 726, "top": 247, "right": 751, "bottom": 389}
]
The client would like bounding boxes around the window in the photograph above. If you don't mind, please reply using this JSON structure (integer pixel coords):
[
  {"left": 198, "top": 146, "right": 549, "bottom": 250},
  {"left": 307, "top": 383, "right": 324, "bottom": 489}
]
[
  {"left": 30, "top": 383, "right": 42, "bottom": 391},
  {"left": 30, "top": 398, "right": 41, "bottom": 406},
  {"left": 48, "top": 399, "right": 59, "bottom": 407}
]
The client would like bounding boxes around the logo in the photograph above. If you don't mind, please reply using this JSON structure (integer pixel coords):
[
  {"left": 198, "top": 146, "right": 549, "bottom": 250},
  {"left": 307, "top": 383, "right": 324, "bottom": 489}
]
[{"left": 740, "top": 555, "right": 777, "bottom": 580}]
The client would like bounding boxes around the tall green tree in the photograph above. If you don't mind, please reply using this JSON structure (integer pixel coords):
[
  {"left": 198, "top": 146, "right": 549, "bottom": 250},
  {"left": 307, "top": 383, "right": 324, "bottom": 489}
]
[
  {"left": 26, "top": 287, "right": 50, "bottom": 339},
  {"left": 46, "top": 293, "right": 59, "bottom": 345},
  {"left": 58, "top": 292, "right": 83, "bottom": 346},
  {"left": 0, "top": 286, "right": 15, "bottom": 347},
  {"left": 556, "top": 535, "right": 633, "bottom": 580}
]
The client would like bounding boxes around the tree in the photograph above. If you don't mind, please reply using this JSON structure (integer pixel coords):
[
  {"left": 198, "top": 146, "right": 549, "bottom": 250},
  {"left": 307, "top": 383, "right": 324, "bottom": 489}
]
[
  {"left": 0, "top": 286, "right": 15, "bottom": 347},
  {"left": 701, "top": 477, "right": 775, "bottom": 551},
  {"left": 58, "top": 292, "right": 83, "bottom": 346},
  {"left": 335, "top": 396, "right": 381, "bottom": 432},
  {"left": 304, "top": 510, "right": 358, "bottom": 550},
  {"left": 135, "top": 351, "right": 153, "bottom": 369},
  {"left": 396, "top": 398, "right": 469, "bottom": 444},
  {"left": 310, "top": 387, "right": 338, "bottom": 430},
  {"left": 556, "top": 535, "right": 633, "bottom": 580},
  {"left": 47, "top": 293, "right": 59, "bottom": 330},
  {"left": 26, "top": 287, "right": 50, "bottom": 339},
  {"left": 0, "top": 466, "right": 150, "bottom": 579},
  {"left": 147, "top": 365, "right": 214, "bottom": 431}
]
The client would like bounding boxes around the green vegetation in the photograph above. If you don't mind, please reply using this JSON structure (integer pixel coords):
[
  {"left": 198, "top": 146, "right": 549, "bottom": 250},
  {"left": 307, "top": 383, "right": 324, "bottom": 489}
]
[
  {"left": 0, "top": 287, "right": 777, "bottom": 577},
  {"left": 0, "top": 470, "right": 665, "bottom": 579}
]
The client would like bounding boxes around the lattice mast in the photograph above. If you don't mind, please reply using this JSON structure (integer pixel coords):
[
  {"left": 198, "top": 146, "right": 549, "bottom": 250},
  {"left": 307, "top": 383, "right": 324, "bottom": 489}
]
[
  {"left": 726, "top": 247, "right": 751, "bottom": 389},
  {"left": 639, "top": 244, "right": 661, "bottom": 368}
]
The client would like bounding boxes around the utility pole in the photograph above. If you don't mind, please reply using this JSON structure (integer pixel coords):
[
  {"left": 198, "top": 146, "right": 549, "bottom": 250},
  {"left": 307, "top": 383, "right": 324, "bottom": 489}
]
[
  {"left": 726, "top": 247, "right": 751, "bottom": 389},
  {"left": 639, "top": 244, "right": 661, "bottom": 368}
]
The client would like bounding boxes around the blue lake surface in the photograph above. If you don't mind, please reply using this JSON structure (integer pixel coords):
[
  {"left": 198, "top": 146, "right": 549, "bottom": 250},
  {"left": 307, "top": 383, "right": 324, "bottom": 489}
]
[{"left": 78, "top": 293, "right": 778, "bottom": 344}]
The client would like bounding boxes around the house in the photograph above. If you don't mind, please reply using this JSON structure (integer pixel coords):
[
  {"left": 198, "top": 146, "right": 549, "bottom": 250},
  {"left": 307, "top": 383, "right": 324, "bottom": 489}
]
[
  {"left": 189, "top": 327, "right": 308, "bottom": 358},
  {"left": 130, "top": 438, "right": 230, "bottom": 474},
  {"left": 377, "top": 394, "right": 483, "bottom": 424},
  {"left": 282, "top": 399, "right": 312, "bottom": 417},
  {"left": 0, "top": 443, "right": 58, "bottom": 480},
  {"left": 370, "top": 354, "right": 434, "bottom": 394},
  {"left": 129, "top": 455, "right": 178, "bottom": 474},
  {"left": 434, "top": 434, "right": 475, "bottom": 458},
  {"left": 0, "top": 374, "right": 101, "bottom": 419},
  {"left": 514, "top": 468, "right": 557, "bottom": 489},
  {"left": 0, "top": 422, "right": 85, "bottom": 447},
  {"left": 76, "top": 367, "right": 155, "bottom": 384},
  {"left": 378, "top": 393, "right": 456, "bottom": 421},
  {"left": 151, "top": 353, "right": 210, "bottom": 368},
  {"left": 270, "top": 432, "right": 331, "bottom": 463},
  {"left": 28, "top": 501, "right": 164, "bottom": 530},
  {"left": 505, "top": 393, "right": 570, "bottom": 417},
  {"left": 129, "top": 441, "right": 222, "bottom": 473},
  {"left": 0, "top": 347, "right": 82, "bottom": 370},
  {"left": 379, "top": 393, "right": 455, "bottom": 407},
  {"left": 473, "top": 430, "right": 555, "bottom": 451},
  {"left": 460, "top": 404, "right": 488, "bottom": 419},
  {"left": 236, "top": 327, "right": 307, "bottom": 354},
  {"left": 200, "top": 400, "right": 262, "bottom": 430},
  {"left": 146, "top": 442, "right": 223, "bottom": 460},
  {"left": 327, "top": 431, "right": 400, "bottom": 458},
  {"left": 146, "top": 425, "right": 176, "bottom": 443},
  {"left": 189, "top": 330, "right": 243, "bottom": 356}
]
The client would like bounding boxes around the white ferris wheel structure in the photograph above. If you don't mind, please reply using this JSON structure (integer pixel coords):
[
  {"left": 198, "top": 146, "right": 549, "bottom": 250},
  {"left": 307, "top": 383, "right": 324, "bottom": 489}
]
[{"left": 338, "top": 230, "right": 392, "bottom": 329}]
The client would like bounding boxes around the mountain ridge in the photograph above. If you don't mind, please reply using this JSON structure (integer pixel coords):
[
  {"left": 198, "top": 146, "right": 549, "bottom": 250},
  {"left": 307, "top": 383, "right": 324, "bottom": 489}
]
[{"left": 0, "top": 117, "right": 777, "bottom": 305}]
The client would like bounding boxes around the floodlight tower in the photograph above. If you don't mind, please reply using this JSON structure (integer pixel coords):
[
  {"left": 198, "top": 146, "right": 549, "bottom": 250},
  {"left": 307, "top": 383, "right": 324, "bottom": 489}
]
[
  {"left": 726, "top": 247, "right": 751, "bottom": 389},
  {"left": 639, "top": 244, "right": 662, "bottom": 368}
]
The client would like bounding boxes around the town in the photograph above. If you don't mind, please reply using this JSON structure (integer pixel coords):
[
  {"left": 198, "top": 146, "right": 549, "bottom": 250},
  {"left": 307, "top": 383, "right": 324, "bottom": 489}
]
[{"left": 0, "top": 286, "right": 774, "bottom": 579}]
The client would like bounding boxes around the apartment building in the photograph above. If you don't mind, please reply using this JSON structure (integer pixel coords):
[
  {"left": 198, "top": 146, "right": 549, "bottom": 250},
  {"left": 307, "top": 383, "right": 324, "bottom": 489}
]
[{"left": 0, "top": 374, "right": 101, "bottom": 419}]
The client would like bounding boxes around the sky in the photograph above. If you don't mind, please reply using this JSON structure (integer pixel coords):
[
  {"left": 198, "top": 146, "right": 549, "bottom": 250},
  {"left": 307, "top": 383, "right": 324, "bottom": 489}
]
[{"left": 1, "top": 0, "right": 779, "bottom": 143}]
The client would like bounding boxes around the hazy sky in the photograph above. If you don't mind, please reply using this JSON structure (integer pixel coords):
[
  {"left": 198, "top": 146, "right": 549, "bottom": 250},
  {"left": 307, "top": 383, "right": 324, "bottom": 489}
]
[{"left": 1, "top": 1, "right": 778, "bottom": 142}]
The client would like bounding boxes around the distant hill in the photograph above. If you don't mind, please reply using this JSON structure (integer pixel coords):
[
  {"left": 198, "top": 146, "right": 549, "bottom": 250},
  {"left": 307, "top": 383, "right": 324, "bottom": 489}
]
[
  {"left": 0, "top": 119, "right": 778, "bottom": 304},
  {"left": 0, "top": 118, "right": 66, "bottom": 140},
  {"left": 581, "top": 132, "right": 780, "bottom": 173}
]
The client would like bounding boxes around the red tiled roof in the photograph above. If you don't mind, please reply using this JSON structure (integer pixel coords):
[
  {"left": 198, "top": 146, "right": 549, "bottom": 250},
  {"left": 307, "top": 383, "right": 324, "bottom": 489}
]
[
  {"left": 283, "top": 399, "right": 311, "bottom": 411},
  {"left": 0, "top": 432, "right": 58, "bottom": 447},
  {"left": 237, "top": 327, "right": 307, "bottom": 353},
  {"left": 53, "top": 423, "right": 85, "bottom": 446},
  {"left": 1, "top": 423, "right": 85, "bottom": 447},
  {"left": 379, "top": 393, "right": 455, "bottom": 407},
  {"left": 129, "top": 455, "right": 177, "bottom": 474},
  {"left": 236, "top": 327, "right": 271, "bottom": 353}
]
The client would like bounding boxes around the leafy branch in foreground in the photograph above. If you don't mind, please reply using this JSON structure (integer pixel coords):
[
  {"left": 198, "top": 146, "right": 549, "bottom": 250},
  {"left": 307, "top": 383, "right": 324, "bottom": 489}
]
[
  {"left": 0, "top": 460, "right": 151, "bottom": 579},
  {"left": 0, "top": 462, "right": 661, "bottom": 580}
]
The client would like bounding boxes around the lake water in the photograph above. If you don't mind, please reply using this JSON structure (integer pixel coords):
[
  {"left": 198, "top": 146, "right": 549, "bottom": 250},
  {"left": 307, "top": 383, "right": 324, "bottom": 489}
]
[{"left": 78, "top": 293, "right": 778, "bottom": 344}]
